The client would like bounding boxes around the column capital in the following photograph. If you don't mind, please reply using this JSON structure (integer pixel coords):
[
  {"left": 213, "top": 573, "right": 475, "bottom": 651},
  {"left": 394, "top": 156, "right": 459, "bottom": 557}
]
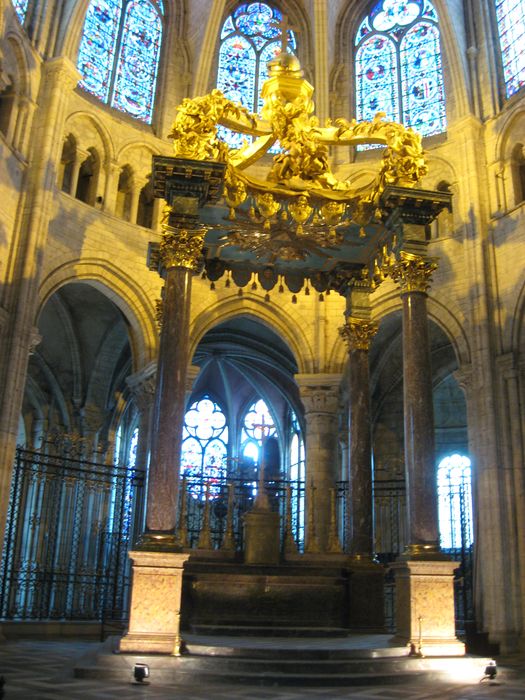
[
  {"left": 127, "top": 362, "right": 157, "bottom": 411},
  {"left": 390, "top": 252, "right": 437, "bottom": 294},
  {"left": 295, "top": 374, "right": 341, "bottom": 415},
  {"left": 153, "top": 225, "right": 207, "bottom": 272},
  {"left": 42, "top": 57, "right": 81, "bottom": 91},
  {"left": 339, "top": 317, "right": 378, "bottom": 351}
]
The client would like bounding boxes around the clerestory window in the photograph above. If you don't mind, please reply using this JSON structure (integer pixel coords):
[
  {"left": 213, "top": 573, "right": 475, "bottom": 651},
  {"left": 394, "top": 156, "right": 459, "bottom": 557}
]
[
  {"left": 77, "top": 0, "right": 163, "bottom": 123},
  {"left": 355, "top": 0, "right": 446, "bottom": 138},
  {"left": 495, "top": 0, "right": 525, "bottom": 99},
  {"left": 216, "top": 2, "right": 297, "bottom": 148}
]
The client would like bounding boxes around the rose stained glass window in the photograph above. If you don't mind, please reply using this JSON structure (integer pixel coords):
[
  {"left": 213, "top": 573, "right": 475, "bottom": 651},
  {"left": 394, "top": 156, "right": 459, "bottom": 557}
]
[
  {"left": 180, "top": 396, "right": 228, "bottom": 500},
  {"left": 217, "top": 2, "right": 297, "bottom": 149},
  {"left": 12, "top": 0, "right": 28, "bottom": 24},
  {"left": 495, "top": 0, "right": 525, "bottom": 99},
  {"left": 77, "top": 0, "right": 162, "bottom": 123},
  {"left": 355, "top": 0, "right": 446, "bottom": 137}
]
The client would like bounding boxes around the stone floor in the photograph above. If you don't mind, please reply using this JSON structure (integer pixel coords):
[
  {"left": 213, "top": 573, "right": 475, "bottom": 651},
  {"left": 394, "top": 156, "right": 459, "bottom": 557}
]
[{"left": 0, "top": 638, "right": 524, "bottom": 699}]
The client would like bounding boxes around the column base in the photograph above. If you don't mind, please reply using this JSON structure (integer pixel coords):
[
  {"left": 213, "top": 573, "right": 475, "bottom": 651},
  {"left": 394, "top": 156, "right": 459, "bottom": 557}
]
[
  {"left": 119, "top": 549, "right": 189, "bottom": 655},
  {"left": 390, "top": 558, "right": 465, "bottom": 656}
]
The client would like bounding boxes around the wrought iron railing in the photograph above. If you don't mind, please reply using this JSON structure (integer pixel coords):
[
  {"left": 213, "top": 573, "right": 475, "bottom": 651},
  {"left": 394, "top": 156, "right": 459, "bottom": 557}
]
[
  {"left": 0, "top": 448, "right": 144, "bottom": 622},
  {"left": 0, "top": 451, "right": 473, "bottom": 637}
]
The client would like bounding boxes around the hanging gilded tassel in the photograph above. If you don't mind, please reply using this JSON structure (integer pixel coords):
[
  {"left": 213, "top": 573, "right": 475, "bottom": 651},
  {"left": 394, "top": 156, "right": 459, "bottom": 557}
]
[
  {"left": 291, "top": 295, "right": 297, "bottom": 304},
  {"left": 201, "top": 270, "right": 207, "bottom": 279},
  {"left": 251, "top": 274, "right": 257, "bottom": 290},
  {"left": 225, "top": 271, "right": 231, "bottom": 288},
  {"left": 238, "top": 288, "right": 243, "bottom": 297},
  {"left": 319, "top": 293, "right": 324, "bottom": 302},
  {"left": 265, "top": 293, "right": 270, "bottom": 302},
  {"left": 279, "top": 282, "right": 284, "bottom": 293},
  {"left": 304, "top": 282, "right": 310, "bottom": 296},
  {"left": 210, "top": 281, "right": 215, "bottom": 290}
]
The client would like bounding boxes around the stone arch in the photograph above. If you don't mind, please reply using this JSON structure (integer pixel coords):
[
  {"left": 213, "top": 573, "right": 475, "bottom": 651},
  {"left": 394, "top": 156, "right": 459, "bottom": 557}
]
[
  {"left": 510, "top": 275, "right": 525, "bottom": 355},
  {"left": 494, "top": 107, "right": 525, "bottom": 162},
  {"left": 189, "top": 296, "right": 315, "bottom": 374},
  {"left": 372, "top": 286, "right": 471, "bottom": 369},
  {"left": 64, "top": 110, "right": 115, "bottom": 165},
  {"left": 37, "top": 259, "right": 158, "bottom": 370}
]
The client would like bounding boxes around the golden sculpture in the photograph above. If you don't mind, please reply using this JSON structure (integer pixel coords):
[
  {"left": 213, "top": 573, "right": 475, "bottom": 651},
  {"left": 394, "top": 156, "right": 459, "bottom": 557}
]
[{"left": 167, "top": 49, "right": 430, "bottom": 268}]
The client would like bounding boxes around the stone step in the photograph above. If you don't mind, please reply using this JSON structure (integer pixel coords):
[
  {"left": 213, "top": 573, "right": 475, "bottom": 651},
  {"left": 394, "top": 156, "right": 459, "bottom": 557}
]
[
  {"left": 189, "top": 624, "right": 349, "bottom": 638},
  {"left": 74, "top": 635, "right": 493, "bottom": 688}
]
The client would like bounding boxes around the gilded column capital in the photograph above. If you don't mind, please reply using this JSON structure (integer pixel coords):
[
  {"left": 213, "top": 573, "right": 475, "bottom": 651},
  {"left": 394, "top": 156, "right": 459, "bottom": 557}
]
[
  {"left": 159, "top": 225, "right": 206, "bottom": 271},
  {"left": 339, "top": 317, "right": 378, "bottom": 351},
  {"left": 390, "top": 252, "right": 437, "bottom": 294}
]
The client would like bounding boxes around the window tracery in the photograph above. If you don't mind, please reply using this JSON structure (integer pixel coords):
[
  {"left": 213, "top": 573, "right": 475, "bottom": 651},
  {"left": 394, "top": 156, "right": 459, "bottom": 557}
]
[
  {"left": 216, "top": 2, "right": 297, "bottom": 148},
  {"left": 495, "top": 0, "right": 525, "bottom": 99},
  {"left": 180, "top": 396, "right": 228, "bottom": 500},
  {"left": 77, "top": 0, "right": 163, "bottom": 124},
  {"left": 355, "top": 0, "right": 446, "bottom": 138}
]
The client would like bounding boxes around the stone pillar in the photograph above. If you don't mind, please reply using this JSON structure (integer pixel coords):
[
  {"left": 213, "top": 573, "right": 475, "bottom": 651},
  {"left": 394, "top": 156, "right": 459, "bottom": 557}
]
[
  {"left": 143, "top": 226, "right": 206, "bottom": 542},
  {"left": 378, "top": 187, "right": 462, "bottom": 654},
  {"left": 391, "top": 253, "right": 440, "bottom": 554},
  {"left": 0, "top": 58, "right": 79, "bottom": 556},
  {"left": 295, "top": 374, "right": 341, "bottom": 552},
  {"left": 339, "top": 283, "right": 384, "bottom": 630},
  {"left": 119, "top": 158, "right": 225, "bottom": 654},
  {"left": 339, "top": 315, "right": 377, "bottom": 558}
]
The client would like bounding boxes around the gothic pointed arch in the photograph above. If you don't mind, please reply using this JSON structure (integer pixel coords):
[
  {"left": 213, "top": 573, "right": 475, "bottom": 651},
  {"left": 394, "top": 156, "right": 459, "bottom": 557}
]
[
  {"left": 354, "top": 0, "right": 446, "bottom": 137},
  {"left": 216, "top": 2, "right": 298, "bottom": 147},
  {"left": 76, "top": 0, "right": 163, "bottom": 123}
]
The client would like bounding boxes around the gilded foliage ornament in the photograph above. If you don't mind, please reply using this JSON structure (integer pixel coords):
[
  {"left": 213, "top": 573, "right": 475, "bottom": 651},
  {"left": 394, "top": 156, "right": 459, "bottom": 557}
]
[
  {"left": 390, "top": 252, "right": 438, "bottom": 293},
  {"left": 159, "top": 227, "right": 207, "bottom": 271},
  {"left": 339, "top": 318, "right": 379, "bottom": 351}
]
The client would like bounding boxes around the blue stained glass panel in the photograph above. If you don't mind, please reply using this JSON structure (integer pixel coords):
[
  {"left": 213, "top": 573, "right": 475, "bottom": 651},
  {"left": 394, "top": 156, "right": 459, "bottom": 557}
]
[
  {"left": 78, "top": 0, "right": 122, "bottom": 101},
  {"left": 12, "top": 0, "right": 28, "bottom": 24},
  {"left": 112, "top": 0, "right": 162, "bottom": 122},
  {"left": 217, "top": 35, "right": 256, "bottom": 108},
  {"left": 400, "top": 22, "right": 446, "bottom": 135},
  {"left": 234, "top": 2, "right": 279, "bottom": 40},
  {"left": 181, "top": 397, "right": 228, "bottom": 500},
  {"left": 356, "top": 35, "right": 399, "bottom": 123},
  {"left": 355, "top": 0, "right": 445, "bottom": 138},
  {"left": 495, "top": 0, "right": 525, "bottom": 98}
]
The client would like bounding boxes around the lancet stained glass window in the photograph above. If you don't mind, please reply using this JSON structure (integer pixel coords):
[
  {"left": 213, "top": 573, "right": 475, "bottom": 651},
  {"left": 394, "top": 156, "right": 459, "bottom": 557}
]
[
  {"left": 495, "top": 0, "right": 525, "bottom": 98},
  {"left": 217, "top": 2, "right": 297, "bottom": 148},
  {"left": 355, "top": 0, "right": 446, "bottom": 137},
  {"left": 12, "top": 0, "right": 28, "bottom": 24},
  {"left": 437, "top": 454, "right": 473, "bottom": 550},
  {"left": 77, "top": 0, "right": 162, "bottom": 123},
  {"left": 180, "top": 396, "right": 228, "bottom": 500}
]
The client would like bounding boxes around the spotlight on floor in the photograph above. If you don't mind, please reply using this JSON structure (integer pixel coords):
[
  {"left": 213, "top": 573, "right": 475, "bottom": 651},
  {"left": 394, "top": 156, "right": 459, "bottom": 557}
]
[
  {"left": 482, "top": 660, "right": 497, "bottom": 681},
  {"left": 133, "top": 663, "right": 150, "bottom": 685}
]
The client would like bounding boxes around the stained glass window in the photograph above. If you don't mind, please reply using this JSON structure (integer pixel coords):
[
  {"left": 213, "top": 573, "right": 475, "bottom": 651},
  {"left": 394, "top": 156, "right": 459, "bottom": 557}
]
[
  {"left": 77, "top": 0, "right": 162, "bottom": 123},
  {"left": 437, "top": 454, "right": 473, "bottom": 550},
  {"left": 495, "top": 0, "right": 525, "bottom": 99},
  {"left": 217, "top": 2, "right": 297, "bottom": 148},
  {"left": 12, "top": 0, "right": 28, "bottom": 24},
  {"left": 180, "top": 396, "right": 228, "bottom": 500},
  {"left": 355, "top": 0, "right": 446, "bottom": 137},
  {"left": 241, "top": 398, "right": 276, "bottom": 465}
]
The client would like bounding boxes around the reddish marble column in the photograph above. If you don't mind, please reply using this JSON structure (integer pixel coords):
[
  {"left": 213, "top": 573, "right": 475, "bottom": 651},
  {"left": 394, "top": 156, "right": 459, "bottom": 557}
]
[
  {"left": 142, "top": 227, "right": 206, "bottom": 544},
  {"left": 392, "top": 254, "right": 441, "bottom": 555},
  {"left": 339, "top": 318, "right": 378, "bottom": 557}
]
